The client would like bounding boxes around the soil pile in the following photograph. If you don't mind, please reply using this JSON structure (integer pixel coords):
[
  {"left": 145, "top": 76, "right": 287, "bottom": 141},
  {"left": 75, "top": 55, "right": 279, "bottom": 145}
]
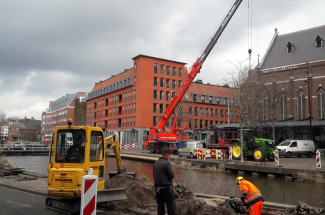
[{"left": 107, "top": 174, "right": 230, "bottom": 215}]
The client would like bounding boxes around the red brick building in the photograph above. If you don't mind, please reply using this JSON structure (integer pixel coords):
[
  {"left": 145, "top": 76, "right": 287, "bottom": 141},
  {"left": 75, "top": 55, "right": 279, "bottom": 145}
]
[
  {"left": 247, "top": 25, "right": 325, "bottom": 146},
  {"left": 86, "top": 55, "right": 238, "bottom": 146},
  {"left": 41, "top": 92, "right": 86, "bottom": 138}
]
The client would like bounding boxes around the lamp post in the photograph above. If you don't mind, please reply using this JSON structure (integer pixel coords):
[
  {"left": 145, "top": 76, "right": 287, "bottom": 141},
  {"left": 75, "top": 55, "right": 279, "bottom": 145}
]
[{"left": 304, "top": 68, "right": 313, "bottom": 140}]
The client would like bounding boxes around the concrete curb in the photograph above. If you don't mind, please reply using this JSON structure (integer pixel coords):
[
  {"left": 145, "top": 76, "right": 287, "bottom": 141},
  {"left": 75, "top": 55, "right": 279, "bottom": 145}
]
[{"left": 0, "top": 182, "right": 48, "bottom": 197}]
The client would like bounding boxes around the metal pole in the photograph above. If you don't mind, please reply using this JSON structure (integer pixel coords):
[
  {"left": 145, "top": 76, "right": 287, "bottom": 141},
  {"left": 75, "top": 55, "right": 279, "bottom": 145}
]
[
  {"left": 307, "top": 70, "right": 313, "bottom": 140},
  {"left": 228, "top": 100, "right": 230, "bottom": 124}
]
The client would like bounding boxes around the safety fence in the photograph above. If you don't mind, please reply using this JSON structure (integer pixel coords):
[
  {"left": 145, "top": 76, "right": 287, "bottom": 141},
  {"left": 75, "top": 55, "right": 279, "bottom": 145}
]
[
  {"left": 120, "top": 143, "right": 138, "bottom": 150},
  {"left": 194, "top": 149, "right": 228, "bottom": 160}
]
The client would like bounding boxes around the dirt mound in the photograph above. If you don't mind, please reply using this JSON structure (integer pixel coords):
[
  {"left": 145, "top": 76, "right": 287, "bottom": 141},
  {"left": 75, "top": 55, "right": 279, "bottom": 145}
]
[{"left": 107, "top": 174, "right": 230, "bottom": 215}]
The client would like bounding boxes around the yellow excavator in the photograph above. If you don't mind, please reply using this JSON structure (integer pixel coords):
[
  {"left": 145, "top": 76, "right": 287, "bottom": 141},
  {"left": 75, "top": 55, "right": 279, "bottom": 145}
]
[{"left": 46, "top": 119, "right": 136, "bottom": 213}]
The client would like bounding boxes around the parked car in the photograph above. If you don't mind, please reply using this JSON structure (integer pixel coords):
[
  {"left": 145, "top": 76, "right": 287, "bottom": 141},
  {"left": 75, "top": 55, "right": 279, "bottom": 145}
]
[
  {"left": 178, "top": 141, "right": 207, "bottom": 159},
  {"left": 276, "top": 140, "right": 315, "bottom": 158}
]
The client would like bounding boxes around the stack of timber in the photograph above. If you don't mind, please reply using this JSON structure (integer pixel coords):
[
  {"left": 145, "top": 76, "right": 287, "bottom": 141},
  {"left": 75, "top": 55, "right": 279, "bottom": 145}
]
[{"left": 0, "top": 164, "right": 24, "bottom": 177}]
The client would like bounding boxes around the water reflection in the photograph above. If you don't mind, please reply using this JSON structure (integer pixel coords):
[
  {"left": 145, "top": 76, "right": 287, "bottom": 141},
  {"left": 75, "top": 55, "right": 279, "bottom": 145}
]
[{"left": 5, "top": 156, "right": 325, "bottom": 207}]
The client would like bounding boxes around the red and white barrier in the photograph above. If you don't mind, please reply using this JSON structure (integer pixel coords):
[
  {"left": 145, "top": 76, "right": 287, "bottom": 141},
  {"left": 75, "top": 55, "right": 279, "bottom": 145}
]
[
  {"left": 81, "top": 168, "right": 98, "bottom": 215},
  {"left": 229, "top": 147, "right": 233, "bottom": 161},
  {"left": 195, "top": 149, "right": 228, "bottom": 160},
  {"left": 316, "top": 150, "right": 321, "bottom": 169},
  {"left": 120, "top": 143, "right": 138, "bottom": 150},
  {"left": 275, "top": 149, "right": 279, "bottom": 166}
]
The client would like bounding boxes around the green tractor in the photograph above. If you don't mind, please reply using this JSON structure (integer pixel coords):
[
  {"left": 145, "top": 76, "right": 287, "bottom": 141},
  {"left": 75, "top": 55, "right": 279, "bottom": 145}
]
[{"left": 231, "top": 129, "right": 275, "bottom": 161}]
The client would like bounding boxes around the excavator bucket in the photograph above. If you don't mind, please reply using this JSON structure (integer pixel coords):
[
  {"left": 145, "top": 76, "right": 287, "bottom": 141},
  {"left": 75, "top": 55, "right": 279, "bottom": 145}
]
[
  {"left": 109, "top": 171, "right": 137, "bottom": 178},
  {"left": 97, "top": 188, "right": 127, "bottom": 202}
]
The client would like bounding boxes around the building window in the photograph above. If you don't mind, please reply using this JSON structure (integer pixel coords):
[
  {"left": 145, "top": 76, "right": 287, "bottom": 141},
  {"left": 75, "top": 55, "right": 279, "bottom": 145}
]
[
  {"left": 160, "top": 104, "right": 164, "bottom": 114},
  {"left": 201, "top": 95, "right": 206, "bottom": 103},
  {"left": 153, "top": 103, "right": 158, "bottom": 113},
  {"left": 134, "top": 77, "right": 136, "bottom": 87},
  {"left": 160, "top": 64, "right": 165, "bottom": 75},
  {"left": 194, "top": 107, "right": 198, "bottom": 116},
  {"left": 194, "top": 119, "right": 198, "bottom": 129},
  {"left": 134, "top": 63, "right": 137, "bottom": 73},
  {"left": 172, "top": 80, "right": 176, "bottom": 89},
  {"left": 178, "top": 80, "right": 182, "bottom": 89},
  {"left": 154, "top": 63, "right": 158, "bottom": 74},
  {"left": 220, "top": 110, "right": 224, "bottom": 118},
  {"left": 209, "top": 96, "right": 213, "bottom": 104},
  {"left": 160, "top": 91, "right": 164, "bottom": 101},
  {"left": 205, "top": 120, "right": 208, "bottom": 127},
  {"left": 160, "top": 78, "right": 164, "bottom": 88},
  {"left": 189, "top": 119, "right": 193, "bottom": 129},
  {"left": 200, "top": 120, "right": 203, "bottom": 129},
  {"left": 225, "top": 110, "right": 229, "bottom": 119},
  {"left": 154, "top": 77, "right": 158, "bottom": 87},
  {"left": 317, "top": 88, "right": 325, "bottom": 119},
  {"left": 205, "top": 108, "right": 208, "bottom": 117},
  {"left": 210, "top": 108, "right": 214, "bottom": 117},
  {"left": 263, "top": 97, "right": 270, "bottom": 121},
  {"left": 166, "top": 79, "right": 170, "bottom": 88},
  {"left": 134, "top": 103, "right": 136, "bottom": 113},
  {"left": 166, "top": 92, "right": 170, "bottom": 101},
  {"left": 316, "top": 35, "right": 324, "bottom": 48},
  {"left": 297, "top": 90, "right": 306, "bottom": 120},
  {"left": 167, "top": 66, "right": 171, "bottom": 76},
  {"left": 189, "top": 106, "right": 193, "bottom": 116},
  {"left": 178, "top": 68, "right": 182, "bottom": 77},
  {"left": 134, "top": 90, "right": 136, "bottom": 100},
  {"left": 287, "top": 41, "right": 295, "bottom": 53},
  {"left": 193, "top": 94, "right": 198, "bottom": 102},
  {"left": 279, "top": 94, "right": 287, "bottom": 121},
  {"left": 172, "top": 67, "right": 176, "bottom": 76},
  {"left": 216, "top": 97, "right": 220, "bottom": 105},
  {"left": 153, "top": 116, "right": 157, "bottom": 126},
  {"left": 154, "top": 90, "right": 158, "bottom": 100},
  {"left": 200, "top": 108, "right": 203, "bottom": 117}
]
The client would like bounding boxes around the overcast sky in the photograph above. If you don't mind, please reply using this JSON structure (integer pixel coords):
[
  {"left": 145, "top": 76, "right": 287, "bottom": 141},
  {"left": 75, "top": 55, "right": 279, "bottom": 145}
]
[{"left": 1, "top": 0, "right": 324, "bottom": 119}]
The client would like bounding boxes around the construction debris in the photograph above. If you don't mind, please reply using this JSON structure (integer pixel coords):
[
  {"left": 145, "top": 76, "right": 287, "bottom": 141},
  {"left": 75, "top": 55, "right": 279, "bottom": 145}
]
[
  {"left": 281, "top": 201, "right": 325, "bottom": 215},
  {"left": 106, "top": 174, "right": 231, "bottom": 215}
]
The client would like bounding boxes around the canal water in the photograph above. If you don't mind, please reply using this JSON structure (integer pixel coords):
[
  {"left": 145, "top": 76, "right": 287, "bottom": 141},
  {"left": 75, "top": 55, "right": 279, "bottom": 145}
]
[{"left": 6, "top": 155, "right": 325, "bottom": 207}]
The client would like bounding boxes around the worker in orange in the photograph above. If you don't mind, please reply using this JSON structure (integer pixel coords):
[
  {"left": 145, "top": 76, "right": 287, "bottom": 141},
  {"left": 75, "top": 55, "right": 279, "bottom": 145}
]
[{"left": 236, "top": 177, "right": 264, "bottom": 215}]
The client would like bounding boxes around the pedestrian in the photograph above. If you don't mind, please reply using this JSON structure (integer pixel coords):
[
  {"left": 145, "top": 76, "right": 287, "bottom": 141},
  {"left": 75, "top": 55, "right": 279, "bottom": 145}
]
[
  {"left": 236, "top": 176, "right": 264, "bottom": 215},
  {"left": 153, "top": 148, "right": 175, "bottom": 215}
]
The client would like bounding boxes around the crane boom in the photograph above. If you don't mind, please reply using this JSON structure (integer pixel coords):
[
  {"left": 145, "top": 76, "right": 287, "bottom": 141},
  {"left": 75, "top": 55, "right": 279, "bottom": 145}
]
[{"left": 156, "top": 0, "right": 242, "bottom": 129}]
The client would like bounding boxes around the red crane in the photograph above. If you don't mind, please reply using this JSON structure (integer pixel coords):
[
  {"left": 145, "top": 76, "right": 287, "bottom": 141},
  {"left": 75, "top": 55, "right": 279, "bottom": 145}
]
[{"left": 144, "top": 0, "right": 242, "bottom": 153}]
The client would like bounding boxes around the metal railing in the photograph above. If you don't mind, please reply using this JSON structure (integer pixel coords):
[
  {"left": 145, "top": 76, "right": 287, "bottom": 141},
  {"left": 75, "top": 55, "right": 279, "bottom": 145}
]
[{"left": 0, "top": 144, "right": 50, "bottom": 153}]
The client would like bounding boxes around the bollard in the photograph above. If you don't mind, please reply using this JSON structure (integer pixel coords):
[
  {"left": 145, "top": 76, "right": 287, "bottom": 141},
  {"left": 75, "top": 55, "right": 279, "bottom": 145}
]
[
  {"left": 275, "top": 149, "right": 279, "bottom": 166},
  {"left": 229, "top": 147, "right": 232, "bottom": 161},
  {"left": 316, "top": 150, "right": 321, "bottom": 169},
  {"left": 81, "top": 168, "right": 98, "bottom": 215}
]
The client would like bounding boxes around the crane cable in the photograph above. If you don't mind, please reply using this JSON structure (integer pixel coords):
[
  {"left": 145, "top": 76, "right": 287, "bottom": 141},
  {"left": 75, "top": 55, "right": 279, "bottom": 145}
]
[{"left": 248, "top": 0, "right": 253, "bottom": 51}]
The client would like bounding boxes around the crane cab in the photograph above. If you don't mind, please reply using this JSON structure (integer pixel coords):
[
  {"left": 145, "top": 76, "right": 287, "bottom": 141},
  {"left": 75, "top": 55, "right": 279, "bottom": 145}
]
[{"left": 47, "top": 123, "right": 107, "bottom": 198}]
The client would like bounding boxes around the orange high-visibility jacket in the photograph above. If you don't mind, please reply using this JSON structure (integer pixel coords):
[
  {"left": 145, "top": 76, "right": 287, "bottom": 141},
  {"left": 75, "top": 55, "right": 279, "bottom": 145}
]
[{"left": 238, "top": 180, "right": 264, "bottom": 207}]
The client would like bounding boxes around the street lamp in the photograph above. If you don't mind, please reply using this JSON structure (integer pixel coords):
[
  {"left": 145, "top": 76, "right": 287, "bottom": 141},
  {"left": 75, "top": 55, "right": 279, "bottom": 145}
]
[{"left": 304, "top": 69, "right": 313, "bottom": 140}]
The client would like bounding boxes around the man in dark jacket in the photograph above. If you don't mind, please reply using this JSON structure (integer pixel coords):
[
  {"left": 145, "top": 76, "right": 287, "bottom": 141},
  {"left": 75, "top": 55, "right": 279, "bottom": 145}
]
[{"left": 153, "top": 148, "right": 175, "bottom": 215}]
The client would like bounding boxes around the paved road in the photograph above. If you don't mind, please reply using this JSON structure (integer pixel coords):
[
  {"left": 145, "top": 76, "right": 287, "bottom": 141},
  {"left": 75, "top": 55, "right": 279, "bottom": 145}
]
[
  {"left": 0, "top": 186, "right": 63, "bottom": 215},
  {"left": 0, "top": 186, "right": 126, "bottom": 215},
  {"left": 115, "top": 148, "right": 325, "bottom": 169}
]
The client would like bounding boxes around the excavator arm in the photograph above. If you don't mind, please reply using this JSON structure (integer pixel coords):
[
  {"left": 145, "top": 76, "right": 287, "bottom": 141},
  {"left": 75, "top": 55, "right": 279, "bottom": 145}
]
[{"left": 104, "top": 133, "right": 125, "bottom": 174}]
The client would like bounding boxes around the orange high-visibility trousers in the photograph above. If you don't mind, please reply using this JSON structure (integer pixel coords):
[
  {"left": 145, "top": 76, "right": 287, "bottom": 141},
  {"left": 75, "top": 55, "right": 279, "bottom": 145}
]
[{"left": 249, "top": 201, "right": 263, "bottom": 215}]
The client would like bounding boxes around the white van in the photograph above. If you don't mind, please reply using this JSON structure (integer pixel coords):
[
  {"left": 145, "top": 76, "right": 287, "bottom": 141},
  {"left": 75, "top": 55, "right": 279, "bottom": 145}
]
[
  {"left": 276, "top": 140, "right": 315, "bottom": 158},
  {"left": 178, "top": 141, "right": 207, "bottom": 159}
]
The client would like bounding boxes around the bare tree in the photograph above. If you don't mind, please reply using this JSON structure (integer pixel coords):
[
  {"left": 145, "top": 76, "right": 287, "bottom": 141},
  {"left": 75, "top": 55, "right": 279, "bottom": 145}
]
[
  {"left": 0, "top": 109, "right": 6, "bottom": 135},
  {"left": 255, "top": 72, "right": 290, "bottom": 142},
  {"left": 224, "top": 60, "right": 253, "bottom": 163}
]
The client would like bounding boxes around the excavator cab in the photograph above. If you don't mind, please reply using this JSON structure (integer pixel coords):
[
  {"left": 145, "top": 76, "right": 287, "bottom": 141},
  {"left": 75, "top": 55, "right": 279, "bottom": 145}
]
[{"left": 46, "top": 119, "right": 135, "bottom": 213}]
